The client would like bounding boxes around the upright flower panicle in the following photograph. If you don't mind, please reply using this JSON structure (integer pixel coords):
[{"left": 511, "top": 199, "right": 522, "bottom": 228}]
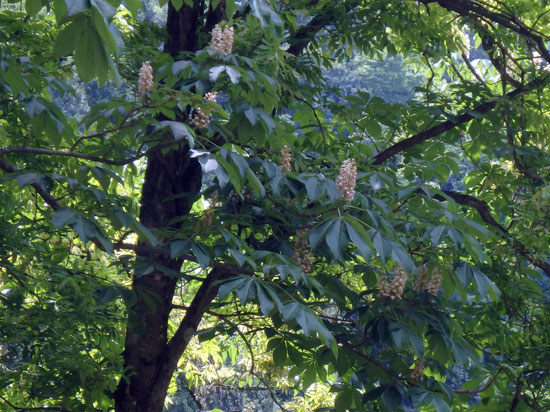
[
  {"left": 414, "top": 265, "right": 442, "bottom": 295},
  {"left": 292, "top": 230, "right": 314, "bottom": 273},
  {"left": 190, "top": 92, "right": 218, "bottom": 129},
  {"left": 280, "top": 145, "right": 291, "bottom": 173},
  {"left": 138, "top": 61, "right": 153, "bottom": 99},
  {"left": 336, "top": 159, "right": 357, "bottom": 202},
  {"left": 211, "top": 24, "right": 234, "bottom": 55},
  {"left": 378, "top": 267, "right": 407, "bottom": 300},
  {"left": 410, "top": 360, "right": 425, "bottom": 383},
  {"left": 425, "top": 267, "right": 442, "bottom": 295}
]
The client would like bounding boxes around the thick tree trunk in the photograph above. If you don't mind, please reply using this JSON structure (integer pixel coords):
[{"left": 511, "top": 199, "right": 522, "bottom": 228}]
[
  {"left": 113, "top": 147, "right": 201, "bottom": 411},
  {"left": 113, "top": 3, "right": 220, "bottom": 410}
]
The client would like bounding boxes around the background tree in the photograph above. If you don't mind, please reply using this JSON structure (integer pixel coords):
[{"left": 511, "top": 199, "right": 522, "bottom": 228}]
[{"left": 1, "top": 1, "right": 550, "bottom": 411}]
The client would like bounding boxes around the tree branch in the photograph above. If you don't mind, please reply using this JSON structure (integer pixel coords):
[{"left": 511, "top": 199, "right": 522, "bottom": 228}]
[
  {"left": 372, "top": 74, "right": 549, "bottom": 164},
  {"left": 454, "top": 366, "right": 504, "bottom": 394},
  {"left": 0, "top": 155, "right": 61, "bottom": 210},
  {"left": 287, "top": 2, "right": 359, "bottom": 56},
  {"left": 422, "top": 0, "right": 550, "bottom": 62},
  {"left": 0, "top": 395, "right": 67, "bottom": 412},
  {"left": 0, "top": 146, "right": 146, "bottom": 166},
  {"left": 434, "top": 190, "right": 550, "bottom": 277}
]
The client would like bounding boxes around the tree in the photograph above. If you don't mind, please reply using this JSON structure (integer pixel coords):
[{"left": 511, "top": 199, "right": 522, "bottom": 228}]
[{"left": 1, "top": 0, "right": 550, "bottom": 411}]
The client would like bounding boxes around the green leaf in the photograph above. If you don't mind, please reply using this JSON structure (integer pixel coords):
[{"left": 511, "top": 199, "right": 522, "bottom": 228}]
[
  {"left": 218, "top": 277, "right": 248, "bottom": 300},
  {"left": 209, "top": 65, "right": 226, "bottom": 81},
  {"left": 90, "top": 5, "right": 118, "bottom": 54},
  {"left": 256, "top": 283, "right": 275, "bottom": 315},
  {"left": 52, "top": 208, "right": 77, "bottom": 228},
  {"left": 229, "top": 152, "right": 249, "bottom": 178},
  {"left": 225, "top": 66, "right": 241, "bottom": 84},
  {"left": 191, "top": 242, "right": 211, "bottom": 267},
  {"left": 430, "top": 225, "right": 447, "bottom": 246},
  {"left": 159, "top": 121, "right": 194, "bottom": 146},
  {"left": 335, "top": 389, "right": 353, "bottom": 411},
  {"left": 383, "top": 386, "right": 402, "bottom": 410},
  {"left": 305, "top": 177, "right": 325, "bottom": 201},
  {"left": 309, "top": 219, "right": 332, "bottom": 249},
  {"left": 228, "top": 248, "right": 246, "bottom": 267},
  {"left": 247, "top": 169, "right": 265, "bottom": 197},
  {"left": 25, "top": 0, "right": 44, "bottom": 16},
  {"left": 326, "top": 219, "right": 344, "bottom": 259},
  {"left": 473, "top": 270, "right": 500, "bottom": 301},
  {"left": 373, "top": 231, "right": 391, "bottom": 263},
  {"left": 74, "top": 17, "right": 109, "bottom": 83},
  {"left": 123, "top": 0, "right": 142, "bottom": 16},
  {"left": 428, "top": 395, "right": 452, "bottom": 412},
  {"left": 67, "top": 0, "right": 91, "bottom": 16},
  {"left": 236, "top": 277, "right": 255, "bottom": 304},
  {"left": 391, "top": 243, "right": 415, "bottom": 273},
  {"left": 344, "top": 219, "right": 373, "bottom": 260}
]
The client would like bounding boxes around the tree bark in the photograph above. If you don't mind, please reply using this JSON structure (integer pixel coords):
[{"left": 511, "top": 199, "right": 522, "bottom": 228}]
[{"left": 113, "top": 2, "right": 220, "bottom": 410}]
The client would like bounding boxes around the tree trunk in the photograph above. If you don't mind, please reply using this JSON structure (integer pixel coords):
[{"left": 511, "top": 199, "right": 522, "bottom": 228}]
[
  {"left": 113, "top": 3, "right": 224, "bottom": 410},
  {"left": 113, "top": 147, "right": 201, "bottom": 411}
]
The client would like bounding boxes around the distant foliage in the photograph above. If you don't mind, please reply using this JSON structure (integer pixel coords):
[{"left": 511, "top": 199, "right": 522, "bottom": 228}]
[{"left": 325, "top": 54, "right": 425, "bottom": 104}]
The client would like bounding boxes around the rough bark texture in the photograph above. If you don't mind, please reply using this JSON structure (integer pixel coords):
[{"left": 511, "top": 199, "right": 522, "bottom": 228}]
[{"left": 113, "top": 3, "right": 219, "bottom": 411}]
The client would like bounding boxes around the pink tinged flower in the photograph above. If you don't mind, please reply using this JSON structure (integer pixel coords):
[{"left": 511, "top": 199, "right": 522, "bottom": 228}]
[
  {"left": 336, "top": 158, "right": 357, "bottom": 202},
  {"left": 138, "top": 61, "right": 153, "bottom": 99},
  {"left": 210, "top": 24, "right": 234, "bottom": 55}
]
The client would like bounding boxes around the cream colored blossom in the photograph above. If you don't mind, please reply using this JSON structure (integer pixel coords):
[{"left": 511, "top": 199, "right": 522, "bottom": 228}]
[
  {"left": 413, "top": 265, "right": 429, "bottom": 292},
  {"left": 410, "top": 360, "right": 424, "bottom": 383},
  {"left": 292, "top": 230, "right": 314, "bottom": 273},
  {"left": 414, "top": 265, "right": 442, "bottom": 295},
  {"left": 138, "top": 61, "right": 153, "bottom": 99},
  {"left": 378, "top": 267, "right": 408, "bottom": 300},
  {"left": 190, "top": 92, "right": 218, "bottom": 129},
  {"left": 280, "top": 145, "right": 291, "bottom": 173},
  {"left": 211, "top": 24, "right": 234, "bottom": 55},
  {"left": 425, "top": 267, "right": 442, "bottom": 295},
  {"left": 336, "top": 158, "right": 357, "bottom": 202}
]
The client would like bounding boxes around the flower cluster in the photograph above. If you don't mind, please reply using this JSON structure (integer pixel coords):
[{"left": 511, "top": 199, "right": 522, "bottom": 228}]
[
  {"left": 292, "top": 230, "right": 314, "bottom": 273},
  {"left": 190, "top": 92, "right": 218, "bottom": 129},
  {"left": 414, "top": 265, "right": 442, "bottom": 295},
  {"left": 378, "top": 267, "right": 407, "bottom": 300},
  {"left": 211, "top": 24, "right": 234, "bottom": 55},
  {"left": 280, "top": 145, "right": 292, "bottom": 173},
  {"left": 425, "top": 267, "right": 442, "bottom": 295},
  {"left": 138, "top": 61, "right": 153, "bottom": 99},
  {"left": 336, "top": 159, "right": 357, "bottom": 203},
  {"left": 410, "top": 360, "right": 425, "bottom": 383},
  {"left": 243, "top": 402, "right": 256, "bottom": 412}
]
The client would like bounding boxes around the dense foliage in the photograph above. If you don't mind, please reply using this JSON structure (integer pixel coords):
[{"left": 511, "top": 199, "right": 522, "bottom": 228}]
[{"left": 1, "top": 1, "right": 550, "bottom": 411}]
